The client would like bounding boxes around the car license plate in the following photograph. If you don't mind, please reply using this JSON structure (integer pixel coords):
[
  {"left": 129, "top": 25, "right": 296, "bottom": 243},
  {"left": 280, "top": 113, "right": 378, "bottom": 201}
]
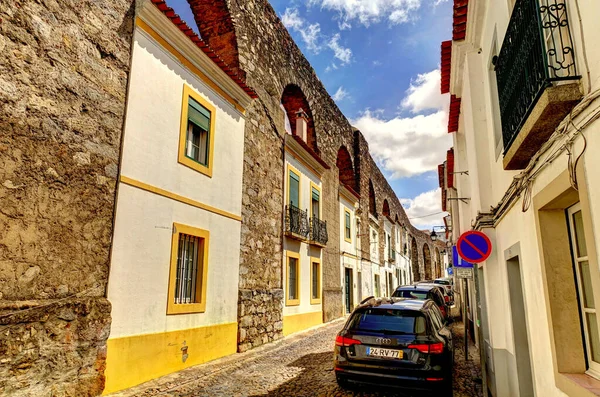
[{"left": 367, "top": 347, "right": 403, "bottom": 359}]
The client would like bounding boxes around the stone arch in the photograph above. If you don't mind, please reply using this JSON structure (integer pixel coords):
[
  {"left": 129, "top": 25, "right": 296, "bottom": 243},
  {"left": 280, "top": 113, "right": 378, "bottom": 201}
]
[
  {"left": 411, "top": 238, "right": 420, "bottom": 282},
  {"left": 434, "top": 247, "right": 441, "bottom": 279},
  {"left": 423, "top": 244, "right": 432, "bottom": 281},
  {"left": 281, "top": 84, "right": 318, "bottom": 153},
  {"left": 188, "top": 0, "right": 244, "bottom": 79},
  {"left": 336, "top": 146, "right": 356, "bottom": 191},
  {"left": 382, "top": 199, "right": 390, "bottom": 218},
  {"left": 368, "top": 180, "right": 377, "bottom": 217}
]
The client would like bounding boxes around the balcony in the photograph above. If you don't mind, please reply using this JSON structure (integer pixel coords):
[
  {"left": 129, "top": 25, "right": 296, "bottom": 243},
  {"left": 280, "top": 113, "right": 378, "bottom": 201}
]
[
  {"left": 284, "top": 205, "right": 309, "bottom": 241},
  {"left": 309, "top": 217, "right": 328, "bottom": 247},
  {"left": 495, "top": 0, "right": 581, "bottom": 170}
]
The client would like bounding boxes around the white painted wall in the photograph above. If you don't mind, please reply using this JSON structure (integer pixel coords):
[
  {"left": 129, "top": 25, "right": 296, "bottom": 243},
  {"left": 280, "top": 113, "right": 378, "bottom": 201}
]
[
  {"left": 107, "top": 28, "right": 245, "bottom": 338},
  {"left": 283, "top": 154, "right": 322, "bottom": 317},
  {"left": 452, "top": 0, "right": 600, "bottom": 395}
]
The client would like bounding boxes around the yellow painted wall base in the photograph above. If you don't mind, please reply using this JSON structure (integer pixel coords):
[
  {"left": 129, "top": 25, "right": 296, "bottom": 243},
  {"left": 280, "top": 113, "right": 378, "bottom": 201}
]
[
  {"left": 283, "top": 311, "right": 323, "bottom": 336},
  {"left": 103, "top": 322, "right": 237, "bottom": 394}
]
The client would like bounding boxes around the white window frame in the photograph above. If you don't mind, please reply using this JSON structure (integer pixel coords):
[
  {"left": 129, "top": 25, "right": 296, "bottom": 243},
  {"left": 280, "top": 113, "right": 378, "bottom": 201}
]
[{"left": 568, "top": 203, "right": 600, "bottom": 377}]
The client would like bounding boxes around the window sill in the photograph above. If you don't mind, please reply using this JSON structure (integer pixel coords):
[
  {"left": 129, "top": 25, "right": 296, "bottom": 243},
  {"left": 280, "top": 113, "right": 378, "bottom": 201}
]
[
  {"left": 559, "top": 373, "right": 600, "bottom": 396},
  {"left": 167, "top": 303, "right": 206, "bottom": 315},
  {"left": 178, "top": 155, "right": 213, "bottom": 178},
  {"left": 310, "top": 298, "right": 322, "bottom": 305},
  {"left": 285, "top": 299, "right": 300, "bottom": 307}
]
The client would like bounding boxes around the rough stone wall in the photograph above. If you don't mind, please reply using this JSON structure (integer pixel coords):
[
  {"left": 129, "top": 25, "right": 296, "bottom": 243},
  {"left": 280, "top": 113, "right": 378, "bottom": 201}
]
[{"left": 0, "top": 0, "right": 133, "bottom": 394}]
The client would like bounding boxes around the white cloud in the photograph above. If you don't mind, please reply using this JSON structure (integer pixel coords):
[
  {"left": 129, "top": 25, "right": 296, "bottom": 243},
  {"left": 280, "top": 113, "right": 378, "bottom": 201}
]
[
  {"left": 332, "top": 86, "right": 349, "bottom": 101},
  {"left": 351, "top": 109, "right": 451, "bottom": 178},
  {"left": 401, "top": 188, "right": 448, "bottom": 230},
  {"left": 372, "top": 60, "right": 382, "bottom": 67},
  {"left": 328, "top": 33, "right": 352, "bottom": 64},
  {"left": 350, "top": 68, "right": 451, "bottom": 178},
  {"left": 401, "top": 69, "right": 447, "bottom": 114},
  {"left": 281, "top": 8, "right": 323, "bottom": 53},
  {"left": 281, "top": 8, "right": 304, "bottom": 30},
  {"left": 308, "top": 0, "right": 421, "bottom": 28}
]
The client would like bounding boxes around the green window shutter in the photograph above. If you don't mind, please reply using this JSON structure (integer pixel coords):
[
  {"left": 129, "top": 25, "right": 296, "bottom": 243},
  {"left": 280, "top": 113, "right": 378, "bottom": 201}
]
[
  {"left": 312, "top": 187, "right": 320, "bottom": 201},
  {"left": 188, "top": 97, "right": 211, "bottom": 131},
  {"left": 289, "top": 171, "right": 300, "bottom": 207}
]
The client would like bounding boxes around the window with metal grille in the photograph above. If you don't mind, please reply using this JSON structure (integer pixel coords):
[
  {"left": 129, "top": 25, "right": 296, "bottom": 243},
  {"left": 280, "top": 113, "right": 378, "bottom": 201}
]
[
  {"left": 167, "top": 223, "right": 209, "bottom": 314},
  {"left": 174, "top": 233, "right": 204, "bottom": 304},
  {"left": 311, "top": 260, "right": 321, "bottom": 303},
  {"left": 286, "top": 252, "right": 300, "bottom": 306},
  {"left": 344, "top": 210, "right": 351, "bottom": 242}
]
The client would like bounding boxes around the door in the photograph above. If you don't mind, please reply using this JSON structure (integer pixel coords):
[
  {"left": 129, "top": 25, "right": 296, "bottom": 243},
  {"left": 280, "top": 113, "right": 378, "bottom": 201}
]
[
  {"left": 507, "top": 255, "right": 534, "bottom": 397},
  {"left": 388, "top": 272, "right": 394, "bottom": 296},
  {"left": 345, "top": 268, "right": 354, "bottom": 313}
]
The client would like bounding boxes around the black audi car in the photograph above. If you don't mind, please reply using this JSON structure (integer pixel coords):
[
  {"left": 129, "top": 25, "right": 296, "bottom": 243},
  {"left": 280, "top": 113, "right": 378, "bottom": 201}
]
[{"left": 334, "top": 298, "right": 453, "bottom": 396}]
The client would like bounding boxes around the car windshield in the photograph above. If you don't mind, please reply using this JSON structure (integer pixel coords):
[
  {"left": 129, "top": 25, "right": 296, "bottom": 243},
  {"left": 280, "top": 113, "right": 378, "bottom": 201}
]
[
  {"left": 392, "top": 289, "right": 429, "bottom": 300},
  {"left": 434, "top": 280, "right": 450, "bottom": 285},
  {"left": 348, "top": 308, "right": 427, "bottom": 335}
]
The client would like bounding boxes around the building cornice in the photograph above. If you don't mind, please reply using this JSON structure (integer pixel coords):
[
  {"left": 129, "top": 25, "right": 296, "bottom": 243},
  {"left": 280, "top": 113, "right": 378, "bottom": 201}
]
[
  {"left": 284, "top": 134, "right": 330, "bottom": 178},
  {"left": 137, "top": 0, "right": 254, "bottom": 112}
]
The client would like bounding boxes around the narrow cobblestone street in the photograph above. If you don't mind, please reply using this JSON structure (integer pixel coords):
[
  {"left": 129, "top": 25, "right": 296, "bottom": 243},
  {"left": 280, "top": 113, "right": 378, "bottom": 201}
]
[{"left": 109, "top": 317, "right": 482, "bottom": 397}]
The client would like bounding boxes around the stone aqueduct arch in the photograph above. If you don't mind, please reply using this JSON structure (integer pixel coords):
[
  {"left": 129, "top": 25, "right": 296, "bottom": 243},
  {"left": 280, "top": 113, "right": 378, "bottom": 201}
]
[
  {"left": 382, "top": 199, "right": 390, "bottom": 218},
  {"left": 368, "top": 180, "right": 377, "bottom": 217},
  {"left": 434, "top": 247, "right": 441, "bottom": 279},
  {"left": 281, "top": 84, "right": 318, "bottom": 152},
  {"left": 411, "top": 238, "right": 420, "bottom": 282},
  {"left": 188, "top": 0, "right": 244, "bottom": 79},
  {"left": 336, "top": 146, "right": 356, "bottom": 191},
  {"left": 423, "top": 243, "right": 432, "bottom": 280}
]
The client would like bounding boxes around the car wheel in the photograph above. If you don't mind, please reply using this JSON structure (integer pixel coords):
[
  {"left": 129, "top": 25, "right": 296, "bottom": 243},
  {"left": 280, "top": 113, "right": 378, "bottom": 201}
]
[{"left": 336, "top": 375, "right": 352, "bottom": 390}]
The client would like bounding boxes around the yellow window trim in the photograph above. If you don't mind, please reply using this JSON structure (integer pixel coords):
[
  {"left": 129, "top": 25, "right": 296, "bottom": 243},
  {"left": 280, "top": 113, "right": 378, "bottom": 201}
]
[
  {"left": 286, "top": 251, "right": 301, "bottom": 306},
  {"left": 344, "top": 208, "right": 352, "bottom": 243},
  {"left": 310, "top": 181, "right": 321, "bottom": 220},
  {"left": 286, "top": 163, "right": 302, "bottom": 208},
  {"left": 179, "top": 84, "right": 216, "bottom": 178},
  {"left": 167, "top": 223, "right": 210, "bottom": 315},
  {"left": 310, "top": 257, "right": 322, "bottom": 305}
]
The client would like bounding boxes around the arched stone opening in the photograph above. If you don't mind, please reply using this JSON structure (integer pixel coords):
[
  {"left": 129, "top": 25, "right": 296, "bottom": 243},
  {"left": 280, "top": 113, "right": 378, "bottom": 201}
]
[
  {"left": 382, "top": 199, "right": 390, "bottom": 218},
  {"left": 434, "top": 247, "right": 441, "bottom": 279},
  {"left": 337, "top": 146, "right": 356, "bottom": 191},
  {"left": 369, "top": 180, "right": 377, "bottom": 217},
  {"left": 423, "top": 244, "right": 432, "bottom": 281},
  {"left": 188, "top": 0, "right": 244, "bottom": 79},
  {"left": 281, "top": 84, "right": 318, "bottom": 153},
  {"left": 411, "top": 238, "right": 420, "bottom": 282}
]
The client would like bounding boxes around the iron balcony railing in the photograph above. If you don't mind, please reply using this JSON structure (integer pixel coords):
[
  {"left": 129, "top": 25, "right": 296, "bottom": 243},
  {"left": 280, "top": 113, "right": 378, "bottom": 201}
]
[
  {"left": 495, "top": 0, "right": 579, "bottom": 152},
  {"left": 285, "top": 204, "right": 309, "bottom": 239},
  {"left": 309, "top": 217, "right": 328, "bottom": 246}
]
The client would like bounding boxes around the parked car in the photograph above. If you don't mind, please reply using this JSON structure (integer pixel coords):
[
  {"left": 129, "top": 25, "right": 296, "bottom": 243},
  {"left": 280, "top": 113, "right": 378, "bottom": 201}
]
[
  {"left": 417, "top": 282, "right": 454, "bottom": 307},
  {"left": 393, "top": 285, "right": 449, "bottom": 321},
  {"left": 334, "top": 298, "right": 454, "bottom": 396},
  {"left": 434, "top": 277, "right": 453, "bottom": 293}
]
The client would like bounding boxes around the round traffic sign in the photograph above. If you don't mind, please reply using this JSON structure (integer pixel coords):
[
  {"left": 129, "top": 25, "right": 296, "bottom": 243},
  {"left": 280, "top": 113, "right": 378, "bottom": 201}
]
[{"left": 457, "top": 231, "right": 492, "bottom": 264}]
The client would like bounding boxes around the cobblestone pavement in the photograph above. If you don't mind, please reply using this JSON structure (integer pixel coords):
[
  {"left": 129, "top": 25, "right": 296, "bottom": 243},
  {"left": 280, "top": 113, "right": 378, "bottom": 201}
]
[{"left": 109, "top": 317, "right": 482, "bottom": 397}]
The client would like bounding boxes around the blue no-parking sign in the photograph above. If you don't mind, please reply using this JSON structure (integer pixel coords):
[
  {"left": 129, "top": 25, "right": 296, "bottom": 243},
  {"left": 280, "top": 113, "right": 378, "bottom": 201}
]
[{"left": 457, "top": 231, "right": 492, "bottom": 264}]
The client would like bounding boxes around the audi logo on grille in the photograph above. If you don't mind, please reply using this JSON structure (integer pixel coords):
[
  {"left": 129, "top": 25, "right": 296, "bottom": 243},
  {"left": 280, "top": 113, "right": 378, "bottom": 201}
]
[{"left": 375, "top": 338, "right": 392, "bottom": 345}]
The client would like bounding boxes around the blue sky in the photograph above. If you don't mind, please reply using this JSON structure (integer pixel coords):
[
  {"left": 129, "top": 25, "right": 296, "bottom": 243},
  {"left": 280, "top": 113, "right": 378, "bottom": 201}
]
[{"left": 169, "top": 0, "right": 453, "bottom": 229}]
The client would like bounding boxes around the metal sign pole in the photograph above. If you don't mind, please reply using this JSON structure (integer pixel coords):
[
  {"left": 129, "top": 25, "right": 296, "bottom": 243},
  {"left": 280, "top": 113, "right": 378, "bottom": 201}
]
[{"left": 463, "top": 278, "right": 468, "bottom": 360}]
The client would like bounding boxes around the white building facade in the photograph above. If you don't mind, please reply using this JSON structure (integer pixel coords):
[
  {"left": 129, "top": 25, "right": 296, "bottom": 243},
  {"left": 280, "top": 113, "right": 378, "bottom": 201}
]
[
  {"left": 440, "top": 0, "right": 600, "bottom": 396},
  {"left": 103, "top": 1, "right": 253, "bottom": 392}
]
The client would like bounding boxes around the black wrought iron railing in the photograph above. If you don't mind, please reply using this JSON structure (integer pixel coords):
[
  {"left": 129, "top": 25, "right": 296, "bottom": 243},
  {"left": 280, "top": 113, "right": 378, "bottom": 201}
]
[
  {"left": 285, "top": 204, "right": 309, "bottom": 239},
  {"left": 309, "top": 217, "right": 328, "bottom": 245},
  {"left": 495, "top": 0, "right": 579, "bottom": 152}
]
